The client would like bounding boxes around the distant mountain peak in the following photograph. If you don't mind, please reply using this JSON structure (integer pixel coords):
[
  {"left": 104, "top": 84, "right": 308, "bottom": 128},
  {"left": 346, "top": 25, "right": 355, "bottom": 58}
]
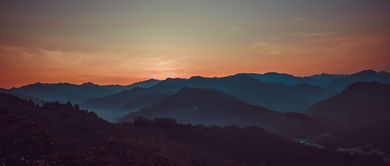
[
  {"left": 26, "top": 82, "right": 73, "bottom": 87},
  {"left": 189, "top": 76, "right": 205, "bottom": 79},
  {"left": 354, "top": 69, "right": 377, "bottom": 75},
  {"left": 264, "top": 72, "right": 294, "bottom": 77},
  {"left": 27, "top": 82, "right": 46, "bottom": 87},
  {"left": 81, "top": 82, "right": 98, "bottom": 86},
  {"left": 141, "top": 78, "right": 160, "bottom": 82}
]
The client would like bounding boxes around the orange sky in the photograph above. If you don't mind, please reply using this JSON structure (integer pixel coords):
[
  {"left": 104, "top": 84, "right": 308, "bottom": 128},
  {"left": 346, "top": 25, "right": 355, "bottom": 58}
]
[{"left": 1, "top": 0, "right": 390, "bottom": 88}]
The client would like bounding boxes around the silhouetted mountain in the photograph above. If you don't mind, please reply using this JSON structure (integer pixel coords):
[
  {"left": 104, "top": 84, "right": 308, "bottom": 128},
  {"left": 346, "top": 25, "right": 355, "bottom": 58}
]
[
  {"left": 307, "top": 82, "right": 390, "bottom": 129},
  {"left": 236, "top": 72, "right": 345, "bottom": 88},
  {"left": 304, "top": 82, "right": 390, "bottom": 162},
  {"left": 81, "top": 85, "right": 175, "bottom": 122},
  {"left": 121, "top": 87, "right": 323, "bottom": 138},
  {"left": 84, "top": 75, "right": 335, "bottom": 121},
  {"left": 0, "top": 93, "right": 385, "bottom": 166},
  {"left": 326, "top": 70, "right": 390, "bottom": 91},
  {"left": 0, "top": 88, "right": 43, "bottom": 104},
  {"left": 155, "top": 75, "right": 336, "bottom": 113},
  {"left": 9, "top": 79, "right": 160, "bottom": 104},
  {"left": 122, "top": 79, "right": 160, "bottom": 89}
]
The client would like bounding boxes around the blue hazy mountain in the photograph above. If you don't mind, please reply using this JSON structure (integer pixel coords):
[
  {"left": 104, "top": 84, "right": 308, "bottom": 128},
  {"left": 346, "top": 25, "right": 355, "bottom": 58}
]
[
  {"left": 235, "top": 72, "right": 345, "bottom": 88},
  {"left": 82, "top": 86, "right": 175, "bottom": 122},
  {"left": 0, "top": 87, "right": 44, "bottom": 103},
  {"left": 237, "top": 70, "right": 390, "bottom": 91},
  {"left": 9, "top": 79, "right": 159, "bottom": 104},
  {"left": 11, "top": 70, "right": 389, "bottom": 123},
  {"left": 146, "top": 75, "right": 335, "bottom": 113},
  {"left": 326, "top": 70, "right": 390, "bottom": 91},
  {"left": 83, "top": 75, "right": 335, "bottom": 121},
  {"left": 120, "top": 87, "right": 321, "bottom": 138}
]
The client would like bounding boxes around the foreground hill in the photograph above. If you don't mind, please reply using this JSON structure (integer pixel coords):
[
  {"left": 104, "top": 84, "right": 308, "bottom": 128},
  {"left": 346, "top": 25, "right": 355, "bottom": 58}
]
[
  {"left": 313, "top": 120, "right": 390, "bottom": 157},
  {"left": 307, "top": 82, "right": 390, "bottom": 129},
  {"left": 9, "top": 79, "right": 159, "bottom": 104},
  {"left": 121, "top": 87, "right": 321, "bottom": 138},
  {"left": 0, "top": 93, "right": 385, "bottom": 166},
  {"left": 305, "top": 82, "right": 390, "bottom": 162}
]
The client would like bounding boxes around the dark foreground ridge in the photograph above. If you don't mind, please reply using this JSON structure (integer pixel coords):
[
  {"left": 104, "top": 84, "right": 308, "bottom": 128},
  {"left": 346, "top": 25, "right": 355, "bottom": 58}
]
[{"left": 0, "top": 93, "right": 387, "bottom": 166}]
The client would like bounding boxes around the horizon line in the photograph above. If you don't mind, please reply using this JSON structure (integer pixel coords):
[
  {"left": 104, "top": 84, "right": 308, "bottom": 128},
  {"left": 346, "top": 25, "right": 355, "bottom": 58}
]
[{"left": 2, "top": 68, "right": 387, "bottom": 89}]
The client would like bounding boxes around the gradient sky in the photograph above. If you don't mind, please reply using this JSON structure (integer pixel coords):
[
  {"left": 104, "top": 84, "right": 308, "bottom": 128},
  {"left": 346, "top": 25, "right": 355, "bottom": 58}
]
[{"left": 1, "top": 0, "right": 390, "bottom": 88}]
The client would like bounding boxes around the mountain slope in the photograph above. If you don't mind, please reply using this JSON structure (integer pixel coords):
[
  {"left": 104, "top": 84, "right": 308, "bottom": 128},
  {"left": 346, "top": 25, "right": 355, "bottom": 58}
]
[
  {"left": 0, "top": 88, "right": 44, "bottom": 103},
  {"left": 0, "top": 93, "right": 385, "bottom": 166},
  {"left": 236, "top": 72, "right": 344, "bottom": 88},
  {"left": 81, "top": 86, "right": 175, "bottom": 122},
  {"left": 305, "top": 82, "right": 390, "bottom": 162},
  {"left": 121, "top": 87, "right": 322, "bottom": 138},
  {"left": 9, "top": 79, "right": 159, "bottom": 104},
  {"left": 83, "top": 75, "right": 335, "bottom": 121},
  {"left": 307, "top": 82, "right": 390, "bottom": 129},
  {"left": 326, "top": 70, "right": 390, "bottom": 91},
  {"left": 84, "top": 75, "right": 335, "bottom": 122},
  {"left": 156, "top": 75, "right": 336, "bottom": 113}
]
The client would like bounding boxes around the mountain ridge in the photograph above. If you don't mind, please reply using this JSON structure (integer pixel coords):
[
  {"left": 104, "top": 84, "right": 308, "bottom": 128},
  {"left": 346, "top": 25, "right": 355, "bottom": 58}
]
[
  {"left": 307, "top": 81, "right": 390, "bottom": 129},
  {"left": 121, "top": 87, "right": 322, "bottom": 138}
]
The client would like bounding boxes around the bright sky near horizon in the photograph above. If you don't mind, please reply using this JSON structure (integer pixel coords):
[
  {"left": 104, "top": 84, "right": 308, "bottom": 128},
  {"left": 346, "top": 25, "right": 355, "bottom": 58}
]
[{"left": 1, "top": 0, "right": 389, "bottom": 88}]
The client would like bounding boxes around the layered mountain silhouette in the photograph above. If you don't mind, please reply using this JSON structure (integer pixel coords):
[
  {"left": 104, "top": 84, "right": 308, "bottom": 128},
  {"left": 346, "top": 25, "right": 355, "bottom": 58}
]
[
  {"left": 5, "top": 69, "right": 390, "bottom": 126},
  {"left": 236, "top": 72, "right": 345, "bottom": 88},
  {"left": 326, "top": 70, "right": 390, "bottom": 91},
  {"left": 7, "top": 69, "right": 387, "bottom": 123},
  {"left": 238, "top": 70, "right": 390, "bottom": 91},
  {"left": 81, "top": 86, "right": 174, "bottom": 122},
  {"left": 0, "top": 93, "right": 385, "bottom": 166},
  {"left": 84, "top": 75, "right": 335, "bottom": 122},
  {"left": 8, "top": 79, "right": 159, "bottom": 104},
  {"left": 121, "top": 87, "right": 321, "bottom": 138},
  {"left": 307, "top": 82, "right": 390, "bottom": 129},
  {"left": 2, "top": 70, "right": 390, "bottom": 165},
  {"left": 0, "top": 88, "right": 43, "bottom": 103}
]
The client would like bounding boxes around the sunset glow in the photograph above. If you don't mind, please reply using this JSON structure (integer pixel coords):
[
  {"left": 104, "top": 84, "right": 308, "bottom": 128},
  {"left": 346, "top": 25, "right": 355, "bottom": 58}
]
[{"left": 1, "top": 0, "right": 389, "bottom": 88}]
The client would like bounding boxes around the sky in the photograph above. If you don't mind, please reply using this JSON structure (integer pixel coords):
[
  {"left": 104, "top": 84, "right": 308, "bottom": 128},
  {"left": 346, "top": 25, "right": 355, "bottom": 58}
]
[{"left": 1, "top": 0, "right": 390, "bottom": 88}]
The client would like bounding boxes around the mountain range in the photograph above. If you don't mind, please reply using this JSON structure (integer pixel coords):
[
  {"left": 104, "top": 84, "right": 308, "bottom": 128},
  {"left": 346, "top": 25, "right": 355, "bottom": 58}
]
[
  {"left": 325, "top": 70, "right": 390, "bottom": 91},
  {"left": 1, "top": 69, "right": 390, "bottom": 165},
  {"left": 83, "top": 75, "right": 335, "bottom": 122},
  {"left": 1, "top": 69, "right": 389, "bottom": 124},
  {"left": 121, "top": 87, "right": 321, "bottom": 137},
  {"left": 235, "top": 72, "right": 345, "bottom": 88},
  {"left": 238, "top": 69, "right": 390, "bottom": 91},
  {"left": 6, "top": 79, "right": 160, "bottom": 104}
]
